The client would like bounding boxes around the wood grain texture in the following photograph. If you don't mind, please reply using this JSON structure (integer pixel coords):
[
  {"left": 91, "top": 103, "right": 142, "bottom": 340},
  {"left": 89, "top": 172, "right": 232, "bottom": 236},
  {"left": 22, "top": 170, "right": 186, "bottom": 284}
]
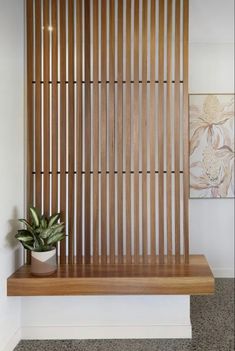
[
  {"left": 183, "top": 0, "right": 189, "bottom": 263},
  {"left": 117, "top": 0, "right": 124, "bottom": 263},
  {"left": 109, "top": 0, "right": 115, "bottom": 264},
  {"left": 59, "top": 0, "right": 67, "bottom": 263},
  {"left": 26, "top": 0, "right": 33, "bottom": 210},
  {"left": 125, "top": 0, "right": 132, "bottom": 264},
  {"left": 133, "top": 0, "right": 139, "bottom": 263},
  {"left": 26, "top": 0, "right": 34, "bottom": 265},
  {"left": 174, "top": 0, "right": 181, "bottom": 263},
  {"left": 158, "top": 0, "right": 165, "bottom": 264},
  {"left": 7, "top": 256, "right": 214, "bottom": 296},
  {"left": 35, "top": 0, "right": 42, "bottom": 212},
  {"left": 150, "top": 0, "right": 156, "bottom": 263},
  {"left": 93, "top": 0, "right": 99, "bottom": 264},
  {"left": 141, "top": 0, "right": 148, "bottom": 263},
  {"left": 101, "top": 0, "right": 107, "bottom": 264},
  {"left": 68, "top": 0, "right": 75, "bottom": 263},
  {"left": 76, "top": 0, "right": 83, "bottom": 263},
  {"left": 166, "top": 0, "right": 172, "bottom": 262},
  {"left": 43, "top": 0, "right": 50, "bottom": 216},
  {"left": 84, "top": 0, "right": 91, "bottom": 263},
  {"left": 51, "top": 0, "right": 58, "bottom": 215}
]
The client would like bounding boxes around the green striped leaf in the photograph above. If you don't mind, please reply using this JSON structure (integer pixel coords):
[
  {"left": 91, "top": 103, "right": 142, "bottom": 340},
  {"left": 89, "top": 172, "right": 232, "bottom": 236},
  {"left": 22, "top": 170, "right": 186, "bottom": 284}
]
[
  {"left": 47, "top": 232, "right": 65, "bottom": 245},
  {"left": 15, "top": 230, "right": 33, "bottom": 242},
  {"left": 48, "top": 213, "right": 60, "bottom": 228},
  {"left": 18, "top": 219, "right": 34, "bottom": 233},
  {"left": 29, "top": 207, "right": 40, "bottom": 227},
  {"left": 40, "top": 215, "right": 48, "bottom": 229}
]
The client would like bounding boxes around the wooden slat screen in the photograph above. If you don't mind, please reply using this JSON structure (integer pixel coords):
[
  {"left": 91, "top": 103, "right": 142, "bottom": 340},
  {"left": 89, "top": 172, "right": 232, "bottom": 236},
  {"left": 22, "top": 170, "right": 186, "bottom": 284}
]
[{"left": 26, "top": 0, "right": 189, "bottom": 265}]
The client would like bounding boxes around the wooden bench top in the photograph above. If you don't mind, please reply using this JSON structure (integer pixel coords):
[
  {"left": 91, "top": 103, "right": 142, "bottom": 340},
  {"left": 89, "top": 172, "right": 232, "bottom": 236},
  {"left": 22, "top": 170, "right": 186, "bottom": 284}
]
[{"left": 7, "top": 255, "right": 214, "bottom": 296}]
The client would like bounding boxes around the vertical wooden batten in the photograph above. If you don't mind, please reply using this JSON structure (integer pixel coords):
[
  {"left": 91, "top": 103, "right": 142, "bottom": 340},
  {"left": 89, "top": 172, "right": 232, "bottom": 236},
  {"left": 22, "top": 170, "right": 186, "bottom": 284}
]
[
  {"left": 117, "top": 0, "right": 124, "bottom": 263},
  {"left": 101, "top": 0, "right": 107, "bottom": 264},
  {"left": 150, "top": 0, "right": 156, "bottom": 263},
  {"left": 51, "top": 0, "right": 58, "bottom": 215},
  {"left": 125, "top": 0, "right": 132, "bottom": 264},
  {"left": 133, "top": 0, "right": 140, "bottom": 263},
  {"left": 174, "top": 0, "right": 181, "bottom": 263},
  {"left": 109, "top": 0, "right": 115, "bottom": 264},
  {"left": 166, "top": 0, "right": 173, "bottom": 262},
  {"left": 35, "top": 0, "right": 42, "bottom": 213},
  {"left": 43, "top": 0, "right": 50, "bottom": 215},
  {"left": 76, "top": 0, "right": 83, "bottom": 263},
  {"left": 158, "top": 0, "right": 165, "bottom": 264},
  {"left": 59, "top": 0, "right": 67, "bottom": 264},
  {"left": 183, "top": 0, "right": 189, "bottom": 263},
  {"left": 68, "top": 0, "right": 75, "bottom": 263},
  {"left": 93, "top": 0, "right": 99, "bottom": 264},
  {"left": 84, "top": 0, "right": 91, "bottom": 264}
]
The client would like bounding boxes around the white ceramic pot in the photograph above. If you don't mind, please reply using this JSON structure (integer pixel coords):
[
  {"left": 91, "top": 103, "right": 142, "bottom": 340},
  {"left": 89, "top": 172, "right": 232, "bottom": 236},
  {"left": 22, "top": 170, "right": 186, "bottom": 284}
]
[{"left": 31, "top": 248, "right": 57, "bottom": 276}]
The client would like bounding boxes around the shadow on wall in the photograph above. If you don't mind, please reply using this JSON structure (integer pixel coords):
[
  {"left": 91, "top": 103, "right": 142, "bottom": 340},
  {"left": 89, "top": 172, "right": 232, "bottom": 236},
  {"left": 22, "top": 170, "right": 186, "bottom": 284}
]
[{"left": 4, "top": 206, "right": 23, "bottom": 270}]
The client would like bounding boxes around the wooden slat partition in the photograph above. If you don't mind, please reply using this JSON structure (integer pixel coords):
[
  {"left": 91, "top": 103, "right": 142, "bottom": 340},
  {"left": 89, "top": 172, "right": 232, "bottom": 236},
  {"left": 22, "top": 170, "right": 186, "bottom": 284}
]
[{"left": 26, "top": 0, "right": 190, "bottom": 266}]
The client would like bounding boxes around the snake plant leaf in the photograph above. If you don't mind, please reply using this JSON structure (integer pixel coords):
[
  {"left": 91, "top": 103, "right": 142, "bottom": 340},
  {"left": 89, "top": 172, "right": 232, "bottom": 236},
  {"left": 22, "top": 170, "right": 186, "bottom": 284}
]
[
  {"left": 48, "top": 213, "right": 60, "bottom": 228},
  {"left": 47, "top": 232, "right": 65, "bottom": 245},
  {"left": 29, "top": 207, "right": 40, "bottom": 227}
]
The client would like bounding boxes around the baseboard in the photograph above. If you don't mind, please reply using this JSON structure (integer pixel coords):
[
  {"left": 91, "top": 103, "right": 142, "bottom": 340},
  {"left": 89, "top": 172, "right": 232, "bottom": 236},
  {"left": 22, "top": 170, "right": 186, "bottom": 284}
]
[
  {"left": 213, "top": 268, "right": 234, "bottom": 278},
  {"left": 1, "top": 329, "right": 21, "bottom": 351},
  {"left": 21, "top": 324, "right": 192, "bottom": 340}
]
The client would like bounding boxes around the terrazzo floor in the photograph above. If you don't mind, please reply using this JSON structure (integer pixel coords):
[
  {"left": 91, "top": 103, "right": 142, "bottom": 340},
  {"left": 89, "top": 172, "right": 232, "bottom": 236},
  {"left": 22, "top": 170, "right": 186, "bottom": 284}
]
[{"left": 14, "top": 279, "right": 234, "bottom": 351}]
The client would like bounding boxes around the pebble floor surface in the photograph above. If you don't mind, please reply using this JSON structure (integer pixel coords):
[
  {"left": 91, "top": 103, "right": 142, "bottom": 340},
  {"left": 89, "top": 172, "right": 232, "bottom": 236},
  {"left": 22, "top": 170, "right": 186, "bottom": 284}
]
[{"left": 14, "top": 279, "right": 234, "bottom": 351}]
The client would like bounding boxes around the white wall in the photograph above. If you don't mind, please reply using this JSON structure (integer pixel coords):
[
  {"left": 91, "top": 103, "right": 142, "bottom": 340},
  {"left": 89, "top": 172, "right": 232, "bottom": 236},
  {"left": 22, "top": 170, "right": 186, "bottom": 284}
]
[
  {"left": 0, "top": 0, "right": 24, "bottom": 350},
  {"left": 189, "top": 0, "right": 234, "bottom": 277}
]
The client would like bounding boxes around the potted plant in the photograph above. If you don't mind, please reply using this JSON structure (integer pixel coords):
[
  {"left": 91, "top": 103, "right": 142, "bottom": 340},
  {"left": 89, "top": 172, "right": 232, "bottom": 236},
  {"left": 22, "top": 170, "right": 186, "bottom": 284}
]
[{"left": 15, "top": 207, "right": 65, "bottom": 276}]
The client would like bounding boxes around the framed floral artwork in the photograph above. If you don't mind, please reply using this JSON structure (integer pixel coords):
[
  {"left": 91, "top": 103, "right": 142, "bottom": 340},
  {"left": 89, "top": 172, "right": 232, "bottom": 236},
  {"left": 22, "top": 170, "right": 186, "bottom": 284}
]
[{"left": 189, "top": 94, "right": 234, "bottom": 198}]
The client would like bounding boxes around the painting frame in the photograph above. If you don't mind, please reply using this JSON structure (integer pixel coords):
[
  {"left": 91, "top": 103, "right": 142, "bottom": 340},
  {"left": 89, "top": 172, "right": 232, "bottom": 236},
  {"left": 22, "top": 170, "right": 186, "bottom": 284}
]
[{"left": 189, "top": 93, "right": 235, "bottom": 199}]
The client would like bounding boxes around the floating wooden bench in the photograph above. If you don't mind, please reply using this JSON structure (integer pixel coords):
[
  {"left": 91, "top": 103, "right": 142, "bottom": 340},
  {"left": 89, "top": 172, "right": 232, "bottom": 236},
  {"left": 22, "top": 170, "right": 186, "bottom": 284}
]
[
  {"left": 7, "top": 255, "right": 214, "bottom": 296},
  {"left": 8, "top": 1, "right": 215, "bottom": 298}
]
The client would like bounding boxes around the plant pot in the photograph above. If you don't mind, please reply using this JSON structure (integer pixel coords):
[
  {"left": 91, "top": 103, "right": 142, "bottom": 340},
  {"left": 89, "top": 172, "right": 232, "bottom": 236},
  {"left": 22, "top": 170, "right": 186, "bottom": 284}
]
[{"left": 31, "top": 248, "right": 57, "bottom": 276}]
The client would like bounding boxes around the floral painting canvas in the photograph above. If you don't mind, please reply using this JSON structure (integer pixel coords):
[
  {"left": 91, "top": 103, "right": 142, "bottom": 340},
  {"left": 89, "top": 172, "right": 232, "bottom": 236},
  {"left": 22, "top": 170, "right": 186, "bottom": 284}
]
[{"left": 189, "top": 94, "right": 234, "bottom": 198}]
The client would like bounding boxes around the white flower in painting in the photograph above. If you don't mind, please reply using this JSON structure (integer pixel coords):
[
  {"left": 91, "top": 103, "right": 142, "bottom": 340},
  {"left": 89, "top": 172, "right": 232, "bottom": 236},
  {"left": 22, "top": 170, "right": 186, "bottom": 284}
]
[
  {"left": 190, "top": 95, "right": 234, "bottom": 155},
  {"left": 190, "top": 145, "right": 234, "bottom": 198}
]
